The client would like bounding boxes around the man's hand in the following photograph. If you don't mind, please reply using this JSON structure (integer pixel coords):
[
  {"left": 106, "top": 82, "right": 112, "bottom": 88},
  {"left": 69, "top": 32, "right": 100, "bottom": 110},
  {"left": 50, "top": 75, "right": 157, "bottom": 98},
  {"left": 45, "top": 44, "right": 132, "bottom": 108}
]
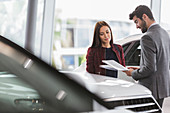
[
  {"left": 123, "top": 67, "right": 139, "bottom": 76},
  {"left": 123, "top": 69, "right": 134, "bottom": 76},
  {"left": 128, "top": 66, "right": 139, "bottom": 70}
]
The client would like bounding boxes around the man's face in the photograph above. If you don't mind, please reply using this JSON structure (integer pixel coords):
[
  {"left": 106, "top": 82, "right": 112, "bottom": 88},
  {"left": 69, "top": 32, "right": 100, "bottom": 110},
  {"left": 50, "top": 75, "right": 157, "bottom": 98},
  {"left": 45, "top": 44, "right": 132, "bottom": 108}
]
[{"left": 133, "top": 15, "right": 147, "bottom": 33}]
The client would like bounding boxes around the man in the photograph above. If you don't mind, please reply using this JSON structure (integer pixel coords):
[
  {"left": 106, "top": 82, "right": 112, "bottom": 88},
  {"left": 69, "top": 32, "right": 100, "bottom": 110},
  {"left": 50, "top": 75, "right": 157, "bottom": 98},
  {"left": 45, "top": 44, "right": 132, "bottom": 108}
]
[{"left": 124, "top": 5, "right": 170, "bottom": 108}]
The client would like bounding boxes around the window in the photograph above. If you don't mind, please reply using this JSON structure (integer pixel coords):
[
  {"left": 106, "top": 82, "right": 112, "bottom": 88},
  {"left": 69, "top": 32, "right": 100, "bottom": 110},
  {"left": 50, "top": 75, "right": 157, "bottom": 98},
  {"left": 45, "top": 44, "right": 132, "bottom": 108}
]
[
  {"left": 160, "top": 0, "right": 170, "bottom": 30},
  {"left": 0, "top": 72, "right": 45, "bottom": 112},
  {"left": 0, "top": 0, "right": 28, "bottom": 47},
  {"left": 124, "top": 41, "right": 141, "bottom": 66}
]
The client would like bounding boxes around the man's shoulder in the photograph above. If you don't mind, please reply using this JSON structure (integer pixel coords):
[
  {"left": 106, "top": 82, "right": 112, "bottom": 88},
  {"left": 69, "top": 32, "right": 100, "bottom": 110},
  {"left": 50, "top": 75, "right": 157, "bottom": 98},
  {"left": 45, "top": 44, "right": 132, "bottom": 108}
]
[{"left": 146, "top": 25, "right": 169, "bottom": 37}]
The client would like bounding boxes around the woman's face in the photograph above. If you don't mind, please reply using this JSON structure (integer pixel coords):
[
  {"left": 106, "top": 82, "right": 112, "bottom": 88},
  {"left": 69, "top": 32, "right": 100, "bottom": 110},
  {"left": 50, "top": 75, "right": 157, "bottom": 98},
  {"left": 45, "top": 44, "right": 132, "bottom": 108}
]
[{"left": 99, "top": 26, "right": 111, "bottom": 45}]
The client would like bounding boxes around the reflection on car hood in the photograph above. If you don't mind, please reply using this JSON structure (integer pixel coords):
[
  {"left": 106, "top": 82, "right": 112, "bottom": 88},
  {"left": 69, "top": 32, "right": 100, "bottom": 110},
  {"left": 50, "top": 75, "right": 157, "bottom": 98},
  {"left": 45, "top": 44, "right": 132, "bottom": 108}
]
[{"left": 61, "top": 71, "right": 151, "bottom": 100}]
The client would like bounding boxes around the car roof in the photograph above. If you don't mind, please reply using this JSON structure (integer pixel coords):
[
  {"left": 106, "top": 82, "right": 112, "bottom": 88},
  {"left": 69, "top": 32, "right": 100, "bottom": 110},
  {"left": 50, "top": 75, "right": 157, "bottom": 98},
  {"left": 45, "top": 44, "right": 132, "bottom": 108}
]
[
  {"left": 116, "top": 34, "right": 142, "bottom": 45},
  {"left": 116, "top": 30, "right": 170, "bottom": 46}
]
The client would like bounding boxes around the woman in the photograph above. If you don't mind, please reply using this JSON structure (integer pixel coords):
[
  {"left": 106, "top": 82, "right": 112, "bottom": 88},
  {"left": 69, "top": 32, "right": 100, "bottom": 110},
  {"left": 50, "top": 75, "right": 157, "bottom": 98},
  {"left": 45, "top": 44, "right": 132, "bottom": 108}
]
[{"left": 86, "top": 21, "right": 125, "bottom": 78}]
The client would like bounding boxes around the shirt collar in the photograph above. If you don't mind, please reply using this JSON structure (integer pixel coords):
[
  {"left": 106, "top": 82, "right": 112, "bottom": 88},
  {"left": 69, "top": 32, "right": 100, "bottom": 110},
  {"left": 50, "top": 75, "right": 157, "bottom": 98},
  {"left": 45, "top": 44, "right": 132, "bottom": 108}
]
[{"left": 148, "top": 22, "right": 158, "bottom": 31}]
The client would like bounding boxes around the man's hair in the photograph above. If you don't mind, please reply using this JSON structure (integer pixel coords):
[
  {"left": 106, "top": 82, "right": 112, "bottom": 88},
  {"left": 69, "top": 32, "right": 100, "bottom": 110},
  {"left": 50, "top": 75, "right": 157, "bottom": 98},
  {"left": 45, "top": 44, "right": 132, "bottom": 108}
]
[{"left": 129, "top": 5, "right": 155, "bottom": 21}]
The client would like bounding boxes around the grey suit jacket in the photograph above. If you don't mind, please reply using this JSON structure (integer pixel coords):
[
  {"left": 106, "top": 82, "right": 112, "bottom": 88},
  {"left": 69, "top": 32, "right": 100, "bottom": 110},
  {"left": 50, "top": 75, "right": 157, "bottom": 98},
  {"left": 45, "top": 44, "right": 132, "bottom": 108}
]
[{"left": 132, "top": 24, "right": 170, "bottom": 99}]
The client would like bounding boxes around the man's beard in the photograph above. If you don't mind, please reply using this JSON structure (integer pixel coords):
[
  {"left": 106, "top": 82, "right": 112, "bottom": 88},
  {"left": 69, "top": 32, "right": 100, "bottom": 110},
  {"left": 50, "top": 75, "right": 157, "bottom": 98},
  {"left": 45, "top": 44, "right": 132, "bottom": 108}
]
[{"left": 141, "top": 20, "right": 147, "bottom": 33}]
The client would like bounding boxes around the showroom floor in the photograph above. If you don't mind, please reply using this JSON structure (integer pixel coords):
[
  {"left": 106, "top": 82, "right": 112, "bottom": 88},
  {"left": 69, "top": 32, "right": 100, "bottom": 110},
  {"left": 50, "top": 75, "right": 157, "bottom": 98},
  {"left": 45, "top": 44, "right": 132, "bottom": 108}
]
[{"left": 162, "top": 97, "right": 170, "bottom": 113}]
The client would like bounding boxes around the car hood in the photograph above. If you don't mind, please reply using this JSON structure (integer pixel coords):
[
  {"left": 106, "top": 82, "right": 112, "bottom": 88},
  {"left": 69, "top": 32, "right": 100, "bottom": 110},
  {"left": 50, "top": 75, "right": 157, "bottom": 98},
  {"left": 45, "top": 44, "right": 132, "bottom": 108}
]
[
  {"left": 90, "top": 109, "right": 134, "bottom": 113},
  {"left": 62, "top": 71, "right": 151, "bottom": 100}
]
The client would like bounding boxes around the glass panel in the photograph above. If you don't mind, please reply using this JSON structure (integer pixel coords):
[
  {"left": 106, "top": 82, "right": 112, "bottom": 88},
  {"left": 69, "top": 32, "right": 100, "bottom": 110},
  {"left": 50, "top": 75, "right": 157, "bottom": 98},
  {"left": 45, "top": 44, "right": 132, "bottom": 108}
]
[
  {"left": 160, "top": 0, "right": 170, "bottom": 30},
  {"left": 0, "top": 0, "right": 28, "bottom": 47},
  {"left": 122, "top": 43, "right": 131, "bottom": 54},
  {"left": 53, "top": 0, "right": 150, "bottom": 70},
  {"left": 0, "top": 72, "right": 44, "bottom": 112},
  {"left": 62, "top": 55, "right": 74, "bottom": 70},
  {"left": 125, "top": 41, "right": 140, "bottom": 66},
  {"left": 53, "top": 54, "right": 86, "bottom": 71}
]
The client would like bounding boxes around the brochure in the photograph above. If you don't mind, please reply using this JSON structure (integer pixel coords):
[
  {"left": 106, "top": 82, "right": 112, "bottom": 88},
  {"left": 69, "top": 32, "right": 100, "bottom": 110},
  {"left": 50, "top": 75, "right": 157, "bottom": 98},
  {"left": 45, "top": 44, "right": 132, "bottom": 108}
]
[
  {"left": 101, "top": 60, "right": 128, "bottom": 71},
  {"left": 100, "top": 65, "right": 117, "bottom": 71}
]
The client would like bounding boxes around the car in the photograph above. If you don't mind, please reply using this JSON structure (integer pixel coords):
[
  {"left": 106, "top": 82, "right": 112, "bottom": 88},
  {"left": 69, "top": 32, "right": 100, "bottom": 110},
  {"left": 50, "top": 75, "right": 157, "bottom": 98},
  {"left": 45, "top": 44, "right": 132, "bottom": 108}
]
[
  {"left": 0, "top": 35, "right": 161, "bottom": 113},
  {"left": 0, "top": 36, "right": 134, "bottom": 113},
  {"left": 0, "top": 35, "right": 124, "bottom": 113}
]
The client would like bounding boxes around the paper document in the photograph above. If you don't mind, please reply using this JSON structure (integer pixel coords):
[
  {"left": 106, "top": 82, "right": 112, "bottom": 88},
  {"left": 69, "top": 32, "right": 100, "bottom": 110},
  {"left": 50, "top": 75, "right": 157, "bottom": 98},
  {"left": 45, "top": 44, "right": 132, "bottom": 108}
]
[
  {"left": 101, "top": 60, "right": 128, "bottom": 71},
  {"left": 100, "top": 65, "right": 117, "bottom": 71}
]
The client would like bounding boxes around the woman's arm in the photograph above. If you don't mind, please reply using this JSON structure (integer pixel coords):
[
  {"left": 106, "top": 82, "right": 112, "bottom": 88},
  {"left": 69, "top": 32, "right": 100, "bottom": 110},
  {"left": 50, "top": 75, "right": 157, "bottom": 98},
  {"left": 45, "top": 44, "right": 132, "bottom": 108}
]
[
  {"left": 120, "top": 46, "right": 126, "bottom": 67},
  {"left": 86, "top": 48, "right": 95, "bottom": 73}
]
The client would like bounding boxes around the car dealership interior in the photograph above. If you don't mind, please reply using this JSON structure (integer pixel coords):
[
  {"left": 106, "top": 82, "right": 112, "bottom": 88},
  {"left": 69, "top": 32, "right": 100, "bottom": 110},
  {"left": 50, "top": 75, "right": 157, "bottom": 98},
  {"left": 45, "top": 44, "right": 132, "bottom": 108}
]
[{"left": 0, "top": 0, "right": 170, "bottom": 113}]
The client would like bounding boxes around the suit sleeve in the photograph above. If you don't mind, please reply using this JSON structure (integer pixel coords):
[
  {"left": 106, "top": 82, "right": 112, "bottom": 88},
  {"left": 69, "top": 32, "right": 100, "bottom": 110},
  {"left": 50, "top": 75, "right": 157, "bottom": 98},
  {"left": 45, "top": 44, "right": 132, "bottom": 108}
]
[
  {"left": 86, "top": 48, "right": 95, "bottom": 73},
  {"left": 132, "top": 35, "right": 157, "bottom": 80}
]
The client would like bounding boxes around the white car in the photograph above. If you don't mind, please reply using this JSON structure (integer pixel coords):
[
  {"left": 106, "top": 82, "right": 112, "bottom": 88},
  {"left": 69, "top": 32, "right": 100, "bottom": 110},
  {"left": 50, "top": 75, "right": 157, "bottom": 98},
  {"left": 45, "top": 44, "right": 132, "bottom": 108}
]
[
  {"left": 0, "top": 34, "right": 162, "bottom": 113},
  {"left": 0, "top": 35, "right": 134, "bottom": 113},
  {"left": 63, "top": 62, "right": 162, "bottom": 113}
]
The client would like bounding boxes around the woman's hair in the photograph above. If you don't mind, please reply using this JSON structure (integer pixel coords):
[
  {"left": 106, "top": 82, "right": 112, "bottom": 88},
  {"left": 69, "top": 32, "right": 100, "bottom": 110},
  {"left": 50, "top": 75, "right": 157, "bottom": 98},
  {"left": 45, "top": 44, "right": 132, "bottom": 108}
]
[{"left": 91, "top": 21, "right": 113, "bottom": 47}]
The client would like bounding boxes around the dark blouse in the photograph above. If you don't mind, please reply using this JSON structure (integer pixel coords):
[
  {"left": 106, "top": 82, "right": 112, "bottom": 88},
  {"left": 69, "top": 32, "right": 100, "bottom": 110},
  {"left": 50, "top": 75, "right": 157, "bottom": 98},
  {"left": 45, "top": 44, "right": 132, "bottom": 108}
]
[
  {"left": 105, "top": 47, "right": 119, "bottom": 78},
  {"left": 86, "top": 44, "right": 125, "bottom": 77}
]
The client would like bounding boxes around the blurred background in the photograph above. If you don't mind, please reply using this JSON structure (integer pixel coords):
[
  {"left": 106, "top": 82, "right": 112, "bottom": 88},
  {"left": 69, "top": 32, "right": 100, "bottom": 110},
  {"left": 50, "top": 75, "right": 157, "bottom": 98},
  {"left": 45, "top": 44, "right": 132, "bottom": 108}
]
[{"left": 0, "top": 0, "right": 170, "bottom": 71}]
